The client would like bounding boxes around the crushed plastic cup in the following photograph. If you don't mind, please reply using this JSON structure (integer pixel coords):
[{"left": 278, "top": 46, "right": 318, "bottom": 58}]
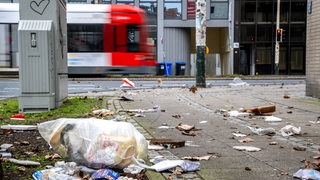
[{"left": 247, "top": 126, "right": 276, "bottom": 136}]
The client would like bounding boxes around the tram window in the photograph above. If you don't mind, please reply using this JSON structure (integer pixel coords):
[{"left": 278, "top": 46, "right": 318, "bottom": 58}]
[
  {"left": 127, "top": 24, "right": 140, "bottom": 52},
  {"left": 67, "top": 24, "right": 103, "bottom": 52}
]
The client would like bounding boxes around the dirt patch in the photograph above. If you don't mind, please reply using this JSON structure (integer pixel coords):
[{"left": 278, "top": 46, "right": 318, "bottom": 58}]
[{"left": 0, "top": 129, "right": 54, "bottom": 179}]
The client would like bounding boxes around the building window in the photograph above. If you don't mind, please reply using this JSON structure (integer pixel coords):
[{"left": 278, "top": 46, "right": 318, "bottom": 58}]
[
  {"left": 187, "top": 0, "right": 196, "bottom": 19},
  {"left": 257, "top": 1, "right": 272, "bottom": 22},
  {"left": 100, "top": 0, "right": 111, "bottom": 4},
  {"left": 291, "top": 1, "right": 306, "bottom": 22},
  {"left": 140, "top": 0, "right": 157, "bottom": 25},
  {"left": 241, "top": 1, "right": 255, "bottom": 22},
  {"left": 210, "top": 1, "right": 228, "bottom": 19},
  {"left": 164, "top": 0, "right": 182, "bottom": 20},
  {"left": 68, "top": 0, "right": 87, "bottom": 3},
  {"left": 116, "top": 0, "right": 134, "bottom": 5}
]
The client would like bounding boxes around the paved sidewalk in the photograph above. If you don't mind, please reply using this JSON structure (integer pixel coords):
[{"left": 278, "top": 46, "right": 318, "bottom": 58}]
[{"left": 116, "top": 82, "right": 320, "bottom": 180}]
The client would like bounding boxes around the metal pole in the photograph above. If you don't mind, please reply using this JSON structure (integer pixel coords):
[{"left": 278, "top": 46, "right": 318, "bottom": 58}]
[
  {"left": 274, "top": 0, "right": 280, "bottom": 75},
  {"left": 195, "top": 0, "right": 206, "bottom": 87}
]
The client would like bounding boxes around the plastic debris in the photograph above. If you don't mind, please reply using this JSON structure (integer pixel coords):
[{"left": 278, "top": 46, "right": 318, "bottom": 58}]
[
  {"left": 232, "top": 133, "right": 247, "bottom": 137},
  {"left": 7, "top": 158, "right": 41, "bottom": 166},
  {"left": 123, "top": 164, "right": 144, "bottom": 174},
  {"left": 32, "top": 167, "right": 80, "bottom": 180},
  {"left": 293, "top": 169, "right": 320, "bottom": 180},
  {"left": 280, "top": 125, "right": 301, "bottom": 137},
  {"left": 1, "top": 125, "right": 37, "bottom": 131},
  {"left": 0, "top": 152, "right": 12, "bottom": 157},
  {"left": 0, "top": 143, "right": 13, "bottom": 151},
  {"left": 10, "top": 114, "right": 25, "bottom": 120},
  {"left": 233, "top": 146, "right": 261, "bottom": 152},
  {"left": 264, "top": 116, "right": 282, "bottom": 122},
  {"left": 247, "top": 126, "right": 276, "bottom": 136},
  {"left": 228, "top": 77, "right": 249, "bottom": 86},
  {"left": 228, "top": 110, "right": 251, "bottom": 117},
  {"left": 199, "top": 121, "right": 207, "bottom": 124},
  {"left": 92, "top": 168, "right": 120, "bottom": 180},
  {"left": 238, "top": 137, "right": 254, "bottom": 143},
  {"left": 149, "top": 160, "right": 200, "bottom": 172},
  {"left": 37, "top": 118, "right": 148, "bottom": 169},
  {"left": 120, "top": 78, "right": 135, "bottom": 88}
]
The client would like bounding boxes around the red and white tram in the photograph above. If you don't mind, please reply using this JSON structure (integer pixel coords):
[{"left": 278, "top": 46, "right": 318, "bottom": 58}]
[{"left": 0, "top": 3, "right": 156, "bottom": 75}]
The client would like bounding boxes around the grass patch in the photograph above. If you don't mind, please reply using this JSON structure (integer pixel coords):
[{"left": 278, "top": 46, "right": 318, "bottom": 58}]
[
  {"left": 0, "top": 96, "right": 106, "bottom": 126},
  {"left": 297, "top": 97, "right": 320, "bottom": 106}
]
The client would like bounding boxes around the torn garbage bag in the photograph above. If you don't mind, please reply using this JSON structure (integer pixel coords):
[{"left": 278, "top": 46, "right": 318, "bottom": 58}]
[{"left": 37, "top": 118, "right": 147, "bottom": 169}]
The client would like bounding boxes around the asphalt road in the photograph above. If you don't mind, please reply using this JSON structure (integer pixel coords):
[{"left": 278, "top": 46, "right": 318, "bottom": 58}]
[{"left": 0, "top": 78, "right": 305, "bottom": 98}]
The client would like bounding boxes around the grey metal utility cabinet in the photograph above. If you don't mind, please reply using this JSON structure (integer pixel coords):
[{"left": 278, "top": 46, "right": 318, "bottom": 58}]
[{"left": 18, "top": 0, "right": 68, "bottom": 113}]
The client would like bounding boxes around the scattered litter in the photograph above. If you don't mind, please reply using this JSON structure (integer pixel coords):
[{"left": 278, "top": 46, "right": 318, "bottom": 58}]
[
  {"left": 309, "top": 121, "right": 320, "bottom": 124},
  {"left": 119, "top": 96, "right": 134, "bottom": 101},
  {"left": 157, "top": 125, "right": 175, "bottom": 129},
  {"left": 37, "top": 118, "right": 148, "bottom": 169},
  {"left": 172, "top": 114, "right": 182, "bottom": 119},
  {"left": 120, "top": 78, "right": 135, "bottom": 88},
  {"left": 123, "top": 164, "right": 144, "bottom": 174},
  {"left": 6, "top": 158, "right": 41, "bottom": 166},
  {"left": 182, "top": 131, "right": 200, "bottom": 136},
  {"left": 182, "top": 155, "right": 212, "bottom": 161},
  {"left": 199, "top": 121, "right": 207, "bottom": 124},
  {"left": 312, "top": 155, "right": 320, "bottom": 159},
  {"left": 45, "top": 153, "right": 61, "bottom": 160},
  {"left": 176, "top": 123, "right": 195, "bottom": 131},
  {"left": 228, "top": 77, "right": 249, "bottom": 86},
  {"left": 0, "top": 143, "right": 13, "bottom": 151},
  {"left": 10, "top": 114, "right": 25, "bottom": 120},
  {"left": 247, "top": 126, "right": 276, "bottom": 136},
  {"left": 149, "top": 156, "right": 167, "bottom": 164},
  {"left": 1, "top": 125, "right": 37, "bottom": 131},
  {"left": 189, "top": 86, "right": 198, "bottom": 93},
  {"left": 92, "top": 109, "right": 114, "bottom": 116},
  {"left": 238, "top": 137, "right": 254, "bottom": 143},
  {"left": 293, "top": 169, "right": 320, "bottom": 180},
  {"left": 244, "top": 105, "right": 276, "bottom": 115},
  {"left": 280, "top": 125, "right": 301, "bottom": 137},
  {"left": 120, "top": 109, "right": 157, "bottom": 113},
  {"left": 264, "top": 116, "right": 282, "bottom": 122},
  {"left": 227, "top": 111, "right": 251, "bottom": 117},
  {"left": 309, "top": 117, "right": 320, "bottom": 124},
  {"left": 148, "top": 144, "right": 165, "bottom": 150},
  {"left": 92, "top": 168, "right": 120, "bottom": 180},
  {"left": 233, "top": 146, "right": 261, "bottom": 152},
  {"left": 153, "top": 105, "right": 161, "bottom": 110},
  {"left": 115, "top": 115, "right": 126, "bottom": 121},
  {"left": 269, "top": 141, "right": 278, "bottom": 145},
  {"left": 149, "top": 160, "right": 200, "bottom": 172},
  {"left": 0, "top": 152, "right": 12, "bottom": 157},
  {"left": 245, "top": 167, "right": 252, "bottom": 171},
  {"left": 283, "top": 94, "right": 290, "bottom": 99},
  {"left": 185, "top": 141, "right": 200, "bottom": 147},
  {"left": 232, "top": 132, "right": 247, "bottom": 137},
  {"left": 149, "top": 138, "right": 185, "bottom": 149},
  {"left": 134, "top": 113, "right": 146, "bottom": 117},
  {"left": 293, "top": 146, "right": 306, "bottom": 151},
  {"left": 157, "top": 78, "right": 163, "bottom": 86}
]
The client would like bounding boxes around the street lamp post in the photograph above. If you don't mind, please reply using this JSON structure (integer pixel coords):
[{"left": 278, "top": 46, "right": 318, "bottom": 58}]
[
  {"left": 275, "top": 0, "right": 280, "bottom": 75},
  {"left": 195, "top": 0, "right": 206, "bottom": 87}
]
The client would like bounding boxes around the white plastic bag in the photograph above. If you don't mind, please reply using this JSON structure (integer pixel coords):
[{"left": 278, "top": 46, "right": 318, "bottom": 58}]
[{"left": 37, "top": 118, "right": 147, "bottom": 169}]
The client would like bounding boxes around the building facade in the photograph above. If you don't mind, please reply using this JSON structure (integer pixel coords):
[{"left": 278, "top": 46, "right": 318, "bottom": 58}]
[
  {"left": 0, "top": 0, "right": 307, "bottom": 76},
  {"left": 306, "top": 0, "right": 320, "bottom": 98},
  {"left": 234, "top": 0, "right": 306, "bottom": 75}
]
